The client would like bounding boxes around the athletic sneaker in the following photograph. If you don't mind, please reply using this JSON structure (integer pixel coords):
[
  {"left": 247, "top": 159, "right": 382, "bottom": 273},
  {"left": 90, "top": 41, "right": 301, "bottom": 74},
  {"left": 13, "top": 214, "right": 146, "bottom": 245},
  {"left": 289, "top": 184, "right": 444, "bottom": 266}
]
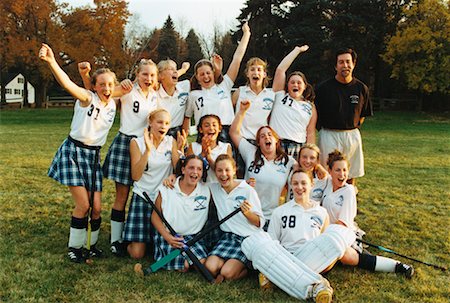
[
  {"left": 312, "top": 278, "right": 333, "bottom": 303},
  {"left": 395, "top": 262, "right": 414, "bottom": 279},
  {"left": 84, "top": 245, "right": 103, "bottom": 258},
  {"left": 111, "top": 241, "right": 128, "bottom": 257},
  {"left": 258, "top": 272, "right": 273, "bottom": 290},
  {"left": 67, "top": 247, "right": 85, "bottom": 263}
]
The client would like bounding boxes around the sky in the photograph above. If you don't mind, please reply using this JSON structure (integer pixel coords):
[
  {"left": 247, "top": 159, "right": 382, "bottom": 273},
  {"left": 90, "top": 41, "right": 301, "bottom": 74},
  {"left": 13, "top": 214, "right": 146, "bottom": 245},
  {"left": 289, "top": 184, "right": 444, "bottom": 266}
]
[{"left": 60, "top": 0, "right": 247, "bottom": 37}]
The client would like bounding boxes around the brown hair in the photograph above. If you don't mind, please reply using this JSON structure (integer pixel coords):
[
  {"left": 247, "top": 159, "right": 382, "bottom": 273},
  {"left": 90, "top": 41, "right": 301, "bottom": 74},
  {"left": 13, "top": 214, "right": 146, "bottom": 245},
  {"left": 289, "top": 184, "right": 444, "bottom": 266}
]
[
  {"left": 291, "top": 168, "right": 313, "bottom": 183},
  {"left": 254, "top": 126, "right": 289, "bottom": 169},
  {"left": 175, "top": 154, "right": 207, "bottom": 181},
  {"left": 244, "top": 57, "right": 270, "bottom": 88},
  {"left": 196, "top": 114, "right": 222, "bottom": 144},
  {"left": 336, "top": 48, "right": 357, "bottom": 65},
  {"left": 91, "top": 68, "right": 117, "bottom": 87},
  {"left": 215, "top": 154, "right": 236, "bottom": 170},
  {"left": 326, "top": 149, "right": 349, "bottom": 170},
  {"left": 190, "top": 59, "right": 223, "bottom": 90}
]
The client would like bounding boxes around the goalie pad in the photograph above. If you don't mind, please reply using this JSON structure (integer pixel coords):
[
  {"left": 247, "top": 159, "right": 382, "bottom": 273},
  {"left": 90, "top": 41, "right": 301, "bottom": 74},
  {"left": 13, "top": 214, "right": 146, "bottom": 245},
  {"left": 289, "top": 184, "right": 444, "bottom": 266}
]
[
  {"left": 242, "top": 231, "right": 323, "bottom": 300},
  {"left": 293, "top": 224, "right": 356, "bottom": 273}
]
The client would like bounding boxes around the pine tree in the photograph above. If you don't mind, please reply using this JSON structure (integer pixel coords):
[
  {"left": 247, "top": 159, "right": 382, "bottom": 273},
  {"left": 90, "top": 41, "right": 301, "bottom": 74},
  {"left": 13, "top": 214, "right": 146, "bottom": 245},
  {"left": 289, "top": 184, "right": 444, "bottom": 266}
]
[{"left": 157, "top": 15, "right": 179, "bottom": 62}]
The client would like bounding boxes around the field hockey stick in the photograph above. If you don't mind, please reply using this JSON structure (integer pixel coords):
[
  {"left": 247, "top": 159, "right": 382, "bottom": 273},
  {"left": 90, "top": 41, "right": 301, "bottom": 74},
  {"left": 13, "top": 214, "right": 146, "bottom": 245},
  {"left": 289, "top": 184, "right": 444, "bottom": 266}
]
[
  {"left": 146, "top": 207, "right": 242, "bottom": 275},
  {"left": 357, "top": 239, "right": 447, "bottom": 271},
  {"left": 142, "top": 192, "right": 215, "bottom": 282},
  {"left": 85, "top": 148, "right": 99, "bottom": 263}
]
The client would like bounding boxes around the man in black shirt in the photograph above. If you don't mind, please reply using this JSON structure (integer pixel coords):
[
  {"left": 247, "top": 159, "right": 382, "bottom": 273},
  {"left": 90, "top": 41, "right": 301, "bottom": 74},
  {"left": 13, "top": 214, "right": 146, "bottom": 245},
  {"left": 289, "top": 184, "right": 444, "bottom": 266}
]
[{"left": 315, "top": 48, "right": 373, "bottom": 185}]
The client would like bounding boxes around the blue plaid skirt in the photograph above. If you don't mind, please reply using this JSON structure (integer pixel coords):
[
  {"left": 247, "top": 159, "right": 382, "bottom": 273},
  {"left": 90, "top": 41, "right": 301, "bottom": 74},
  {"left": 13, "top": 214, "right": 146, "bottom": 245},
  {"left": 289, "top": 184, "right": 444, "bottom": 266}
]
[
  {"left": 209, "top": 232, "right": 248, "bottom": 264},
  {"left": 154, "top": 232, "right": 208, "bottom": 270},
  {"left": 280, "top": 139, "right": 304, "bottom": 160},
  {"left": 103, "top": 132, "right": 135, "bottom": 185},
  {"left": 123, "top": 193, "right": 153, "bottom": 243},
  {"left": 48, "top": 138, "right": 102, "bottom": 191}
]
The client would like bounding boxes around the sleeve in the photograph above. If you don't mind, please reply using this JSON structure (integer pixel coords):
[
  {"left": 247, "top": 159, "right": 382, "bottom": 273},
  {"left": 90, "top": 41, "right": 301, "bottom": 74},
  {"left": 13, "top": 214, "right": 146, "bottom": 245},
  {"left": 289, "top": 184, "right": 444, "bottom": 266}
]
[
  {"left": 185, "top": 93, "right": 195, "bottom": 118},
  {"left": 267, "top": 207, "right": 282, "bottom": 241},
  {"left": 338, "top": 186, "right": 357, "bottom": 228},
  {"left": 238, "top": 138, "right": 256, "bottom": 166},
  {"left": 221, "top": 74, "right": 234, "bottom": 91},
  {"left": 360, "top": 83, "right": 373, "bottom": 118},
  {"left": 178, "top": 79, "right": 191, "bottom": 93}
]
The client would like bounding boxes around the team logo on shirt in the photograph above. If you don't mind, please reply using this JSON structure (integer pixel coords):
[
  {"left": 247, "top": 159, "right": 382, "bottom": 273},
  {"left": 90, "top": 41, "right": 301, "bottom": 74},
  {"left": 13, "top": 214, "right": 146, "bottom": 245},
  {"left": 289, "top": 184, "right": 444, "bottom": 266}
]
[
  {"left": 234, "top": 195, "right": 247, "bottom": 208},
  {"left": 275, "top": 162, "right": 287, "bottom": 174},
  {"left": 178, "top": 92, "right": 188, "bottom": 106},
  {"left": 312, "top": 188, "right": 324, "bottom": 199},
  {"left": 310, "top": 215, "right": 323, "bottom": 229},
  {"left": 301, "top": 103, "right": 312, "bottom": 115},
  {"left": 262, "top": 98, "right": 274, "bottom": 110},
  {"left": 336, "top": 195, "right": 344, "bottom": 206},
  {"left": 218, "top": 89, "right": 227, "bottom": 99},
  {"left": 164, "top": 150, "right": 172, "bottom": 160},
  {"left": 350, "top": 95, "right": 360, "bottom": 104},
  {"left": 194, "top": 195, "right": 208, "bottom": 211}
]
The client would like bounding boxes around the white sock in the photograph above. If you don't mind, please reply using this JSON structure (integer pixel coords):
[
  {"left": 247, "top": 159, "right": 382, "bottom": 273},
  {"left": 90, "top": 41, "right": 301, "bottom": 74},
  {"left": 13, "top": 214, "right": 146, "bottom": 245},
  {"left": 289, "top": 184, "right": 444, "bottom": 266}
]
[
  {"left": 111, "top": 220, "right": 124, "bottom": 243},
  {"left": 85, "top": 229, "right": 100, "bottom": 248},
  {"left": 374, "top": 256, "right": 398, "bottom": 272},
  {"left": 68, "top": 227, "right": 86, "bottom": 249}
]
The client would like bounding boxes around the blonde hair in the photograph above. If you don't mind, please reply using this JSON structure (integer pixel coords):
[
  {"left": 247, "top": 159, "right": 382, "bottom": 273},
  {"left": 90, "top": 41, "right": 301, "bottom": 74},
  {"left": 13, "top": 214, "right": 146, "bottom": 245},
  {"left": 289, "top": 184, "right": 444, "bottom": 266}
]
[
  {"left": 299, "top": 143, "right": 320, "bottom": 160},
  {"left": 244, "top": 57, "right": 270, "bottom": 88},
  {"left": 157, "top": 59, "right": 177, "bottom": 74},
  {"left": 148, "top": 108, "right": 170, "bottom": 124},
  {"left": 136, "top": 58, "right": 157, "bottom": 75},
  {"left": 91, "top": 68, "right": 117, "bottom": 86}
]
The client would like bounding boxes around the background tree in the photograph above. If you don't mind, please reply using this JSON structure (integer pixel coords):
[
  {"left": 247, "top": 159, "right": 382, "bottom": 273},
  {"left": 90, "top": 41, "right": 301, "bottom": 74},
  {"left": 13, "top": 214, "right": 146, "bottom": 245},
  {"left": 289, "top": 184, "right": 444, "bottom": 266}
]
[
  {"left": 157, "top": 15, "right": 179, "bottom": 62},
  {"left": 184, "top": 29, "right": 205, "bottom": 77}
]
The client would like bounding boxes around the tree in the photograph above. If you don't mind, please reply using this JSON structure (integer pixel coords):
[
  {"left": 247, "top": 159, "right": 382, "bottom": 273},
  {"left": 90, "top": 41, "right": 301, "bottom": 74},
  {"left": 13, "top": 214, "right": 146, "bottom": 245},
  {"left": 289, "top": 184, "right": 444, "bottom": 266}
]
[
  {"left": 184, "top": 29, "right": 204, "bottom": 77},
  {"left": 383, "top": 0, "right": 450, "bottom": 98},
  {"left": 157, "top": 15, "right": 179, "bottom": 62}
]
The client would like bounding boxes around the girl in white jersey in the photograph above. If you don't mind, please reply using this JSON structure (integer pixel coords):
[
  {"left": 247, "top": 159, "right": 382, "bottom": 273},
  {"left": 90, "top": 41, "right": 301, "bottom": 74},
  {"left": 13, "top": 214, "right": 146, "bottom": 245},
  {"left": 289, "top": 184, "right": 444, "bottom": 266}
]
[
  {"left": 123, "top": 109, "right": 182, "bottom": 259},
  {"left": 187, "top": 114, "right": 232, "bottom": 183},
  {"left": 269, "top": 45, "right": 317, "bottom": 159},
  {"left": 230, "top": 100, "right": 296, "bottom": 229},
  {"left": 205, "top": 154, "right": 265, "bottom": 282},
  {"left": 185, "top": 22, "right": 251, "bottom": 144},
  {"left": 40, "top": 44, "right": 119, "bottom": 263},
  {"left": 152, "top": 155, "right": 210, "bottom": 271},
  {"left": 321, "top": 150, "right": 414, "bottom": 278}
]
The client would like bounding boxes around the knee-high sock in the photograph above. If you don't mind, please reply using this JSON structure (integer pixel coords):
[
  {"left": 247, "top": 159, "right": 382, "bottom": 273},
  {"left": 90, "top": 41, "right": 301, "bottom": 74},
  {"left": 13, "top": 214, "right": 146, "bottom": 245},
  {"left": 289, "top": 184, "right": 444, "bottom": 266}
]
[
  {"left": 110, "top": 209, "right": 125, "bottom": 243},
  {"left": 68, "top": 216, "right": 88, "bottom": 249}
]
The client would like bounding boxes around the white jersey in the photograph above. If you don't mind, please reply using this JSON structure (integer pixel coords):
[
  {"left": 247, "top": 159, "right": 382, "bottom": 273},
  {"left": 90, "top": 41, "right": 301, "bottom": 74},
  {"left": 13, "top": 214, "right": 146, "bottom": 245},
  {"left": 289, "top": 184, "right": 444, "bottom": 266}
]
[
  {"left": 235, "top": 86, "right": 274, "bottom": 140},
  {"left": 239, "top": 138, "right": 295, "bottom": 220},
  {"left": 287, "top": 171, "right": 331, "bottom": 202},
  {"left": 158, "top": 177, "right": 210, "bottom": 235},
  {"left": 132, "top": 135, "right": 174, "bottom": 201},
  {"left": 119, "top": 83, "right": 158, "bottom": 137},
  {"left": 157, "top": 80, "right": 190, "bottom": 128},
  {"left": 269, "top": 91, "right": 313, "bottom": 143},
  {"left": 190, "top": 141, "right": 231, "bottom": 183},
  {"left": 69, "top": 91, "right": 116, "bottom": 146},
  {"left": 268, "top": 200, "right": 328, "bottom": 253},
  {"left": 209, "top": 180, "right": 265, "bottom": 237},
  {"left": 186, "top": 75, "right": 235, "bottom": 126},
  {"left": 321, "top": 177, "right": 357, "bottom": 230}
]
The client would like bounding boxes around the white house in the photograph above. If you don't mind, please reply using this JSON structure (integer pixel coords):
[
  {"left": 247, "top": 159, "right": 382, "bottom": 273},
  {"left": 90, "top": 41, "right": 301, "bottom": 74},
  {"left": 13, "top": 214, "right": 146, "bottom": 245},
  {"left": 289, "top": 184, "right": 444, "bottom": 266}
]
[{"left": 1, "top": 73, "right": 35, "bottom": 104}]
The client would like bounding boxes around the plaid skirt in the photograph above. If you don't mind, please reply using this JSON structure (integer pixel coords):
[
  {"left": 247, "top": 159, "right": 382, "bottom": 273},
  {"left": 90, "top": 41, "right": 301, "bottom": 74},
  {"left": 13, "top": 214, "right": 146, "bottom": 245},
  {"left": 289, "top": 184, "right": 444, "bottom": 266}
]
[
  {"left": 280, "top": 139, "right": 304, "bottom": 160},
  {"left": 48, "top": 138, "right": 102, "bottom": 191},
  {"left": 123, "top": 193, "right": 153, "bottom": 243},
  {"left": 103, "top": 132, "right": 135, "bottom": 185},
  {"left": 153, "top": 232, "right": 208, "bottom": 270},
  {"left": 209, "top": 232, "right": 248, "bottom": 264}
]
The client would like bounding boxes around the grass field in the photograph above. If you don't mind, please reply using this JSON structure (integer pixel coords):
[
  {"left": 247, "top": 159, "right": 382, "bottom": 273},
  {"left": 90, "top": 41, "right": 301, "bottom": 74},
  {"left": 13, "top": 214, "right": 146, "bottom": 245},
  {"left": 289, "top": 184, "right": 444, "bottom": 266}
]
[{"left": 1, "top": 109, "right": 449, "bottom": 303}]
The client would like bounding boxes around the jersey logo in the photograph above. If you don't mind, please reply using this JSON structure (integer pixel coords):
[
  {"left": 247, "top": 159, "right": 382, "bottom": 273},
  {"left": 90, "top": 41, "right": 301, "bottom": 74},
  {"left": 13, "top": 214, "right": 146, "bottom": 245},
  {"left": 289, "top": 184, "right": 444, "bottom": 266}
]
[
  {"left": 350, "top": 95, "right": 360, "bottom": 104},
  {"left": 301, "top": 103, "right": 312, "bottom": 115},
  {"left": 312, "top": 188, "right": 324, "bottom": 199},
  {"left": 275, "top": 161, "right": 287, "bottom": 174},
  {"left": 336, "top": 195, "right": 344, "bottom": 206},
  {"left": 234, "top": 195, "right": 247, "bottom": 208},
  {"left": 164, "top": 150, "right": 172, "bottom": 160},
  {"left": 310, "top": 215, "right": 323, "bottom": 229},
  {"left": 194, "top": 195, "right": 208, "bottom": 211},
  {"left": 217, "top": 90, "right": 226, "bottom": 99},
  {"left": 178, "top": 92, "right": 188, "bottom": 106},
  {"left": 262, "top": 97, "right": 273, "bottom": 110}
]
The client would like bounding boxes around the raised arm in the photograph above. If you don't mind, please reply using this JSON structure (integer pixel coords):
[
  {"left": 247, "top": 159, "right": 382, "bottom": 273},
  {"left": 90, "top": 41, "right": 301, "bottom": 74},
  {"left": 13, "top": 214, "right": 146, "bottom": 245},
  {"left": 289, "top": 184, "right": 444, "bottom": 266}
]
[
  {"left": 78, "top": 62, "right": 92, "bottom": 90},
  {"left": 177, "top": 62, "right": 190, "bottom": 78},
  {"left": 39, "top": 43, "right": 91, "bottom": 105},
  {"left": 229, "top": 100, "right": 251, "bottom": 148},
  {"left": 272, "top": 45, "right": 309, "bottom": 92},
  {"left": 225, "top": 22, "right": 251, "bottom": 82},
  {"left": 130, "top": 129, "right": 152, "bottom": 181},
  {"left": 212, "top": 54, "right": 224, "bottom": 83}
]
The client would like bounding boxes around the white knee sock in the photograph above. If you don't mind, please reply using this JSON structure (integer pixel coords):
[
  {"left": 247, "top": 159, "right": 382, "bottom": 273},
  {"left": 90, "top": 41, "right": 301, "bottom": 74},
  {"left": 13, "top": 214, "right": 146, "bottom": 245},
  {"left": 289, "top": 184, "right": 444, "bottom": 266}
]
[{"left": 375, "top": 256, "right": 398, "bottom": 272}]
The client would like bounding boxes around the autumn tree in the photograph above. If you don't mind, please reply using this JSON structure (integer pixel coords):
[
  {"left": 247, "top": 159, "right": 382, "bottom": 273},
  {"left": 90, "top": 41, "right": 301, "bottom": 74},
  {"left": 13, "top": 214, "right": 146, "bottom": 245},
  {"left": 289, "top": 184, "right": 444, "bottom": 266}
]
[{"left": 383, "top": 0, "right": 450, "bottom": 102}]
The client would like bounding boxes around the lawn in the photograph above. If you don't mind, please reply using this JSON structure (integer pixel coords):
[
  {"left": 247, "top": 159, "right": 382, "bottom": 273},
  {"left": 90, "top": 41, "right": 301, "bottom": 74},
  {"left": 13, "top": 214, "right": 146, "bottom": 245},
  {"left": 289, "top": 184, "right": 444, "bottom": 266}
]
[{"left": 0, "top": 109, "right": 449, "bottom": 302}]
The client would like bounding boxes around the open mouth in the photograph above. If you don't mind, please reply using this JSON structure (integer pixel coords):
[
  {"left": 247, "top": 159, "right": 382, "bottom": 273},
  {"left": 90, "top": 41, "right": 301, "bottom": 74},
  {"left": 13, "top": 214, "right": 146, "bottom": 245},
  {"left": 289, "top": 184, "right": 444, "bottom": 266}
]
[
  {"left": 292, "top": 88, "right": 299, "bottom": 92},
  {"left": 264, "top": 141, "right": 272, "bottom": 148},
  {"left": 159, "top": 130, "right": 166, "bottom": 135},
  {"left": 189, "top": 174, "right": 199, "bottom": 181},
  {"left": 171, "top": 75, "right": 178, "bottom": 80},
  {"left": 252, "top": 76, "right": 260, "bottom": 81},
  {"left": 338, "top": 177, "right": 346, "bottom": 182}
]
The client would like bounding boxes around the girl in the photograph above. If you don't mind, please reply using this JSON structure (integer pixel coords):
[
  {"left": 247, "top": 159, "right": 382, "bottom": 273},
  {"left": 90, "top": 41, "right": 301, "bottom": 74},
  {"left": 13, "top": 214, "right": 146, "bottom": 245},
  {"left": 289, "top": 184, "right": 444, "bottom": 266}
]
[
  {"left": 187, "top": 114, "right": 232, "bottom": 183},
  {"left": 40, "top": 43, "right": 118, "bottom": 263},
  {"left": 321, "top": 150, "right": 414, "bottom": 278},
  {"left": 123, "top": 109, "right": 183, "bottom": 259},
  {"left": 185, "top": 22, "right": 251, "bottom": 143},
  {"left": 205, "top": 154, "right": 265, "bottom": 282},
  {"left": 269, "top": 45, "right": 317, "bottom": 159},
  {"left": 152, "top": 155, "right": 210, "bottom": 271},
  {"left": 78, "top": 59, "right": 160, "bottom": 256},
  {"left": 230, "top": 100, "right": 296, "bottom": 228}
]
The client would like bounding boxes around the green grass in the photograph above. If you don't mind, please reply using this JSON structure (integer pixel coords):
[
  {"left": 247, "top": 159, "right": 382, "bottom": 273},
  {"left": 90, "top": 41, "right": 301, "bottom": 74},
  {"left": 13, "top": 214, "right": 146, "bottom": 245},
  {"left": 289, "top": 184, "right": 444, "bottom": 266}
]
[{"left": 1, "top": 109, "right": 449, "bottom": 302}]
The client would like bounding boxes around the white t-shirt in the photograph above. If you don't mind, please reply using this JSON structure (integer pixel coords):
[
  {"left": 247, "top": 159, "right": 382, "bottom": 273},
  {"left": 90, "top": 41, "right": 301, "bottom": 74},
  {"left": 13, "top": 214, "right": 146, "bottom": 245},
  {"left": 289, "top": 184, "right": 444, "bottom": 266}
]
[
  {"left": 69, "top": 91, "right": 116, "bottom": 146},
  {"left": 186, "top": 75, "right": 235, "bottom": 126},
  {"left": 235, "top": 86, "right": 274, "bottom": 140},
  {"left": 287, "top": 171, "right": 331, "bottom": 202},
  {"left": 239, "top": 138, "right": 296, "bottom": 219},
  {"left": 132, "top": 136, "right": 174, "bottom": 201},
  {"left": 268, "top": 199, "right": 328, "bottom": 253},
  {"left": 321, "top": 177, "right": 357, "bottom": 230},
  {"left": 190, "top": 141, "right": 231, "bottom": 183},
  {"left": 118, "top": 84, "right": 158, "bottom": 137},
  {"left": 158, "top": 177, "right": 210, "bottom": 235},
  {"left": 269, "top": 91, "right": 313, "bottom": 143},
  {"left": 208, "top": 181, "right": 265, "bottom": 237},
  {"left": 157, "top": 80, "right": 190, "bottom": 128}
]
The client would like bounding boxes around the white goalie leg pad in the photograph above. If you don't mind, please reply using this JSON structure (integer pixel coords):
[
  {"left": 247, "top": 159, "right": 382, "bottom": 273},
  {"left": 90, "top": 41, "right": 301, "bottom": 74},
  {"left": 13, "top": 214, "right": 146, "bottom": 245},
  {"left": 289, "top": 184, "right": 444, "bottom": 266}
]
[
  {"left": 293, "top": 224, "right": 356, "bottom": 273},
  {"left": 242, "top": 231, "right": 323, "bottom": 300}
]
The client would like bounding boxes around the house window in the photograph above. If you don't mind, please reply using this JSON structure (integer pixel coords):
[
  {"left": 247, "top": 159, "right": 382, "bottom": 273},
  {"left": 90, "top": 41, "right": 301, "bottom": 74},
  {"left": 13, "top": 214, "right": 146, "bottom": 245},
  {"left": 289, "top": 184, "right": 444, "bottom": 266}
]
[
  {"left": 18, "top": 78, "right": 24, "bottom": 84},
  {"left": 6, "top": 88, "right": 12, "bottom": 94},
  {"left": 14, "top": 89, "right": 21, "bottom": 95}
]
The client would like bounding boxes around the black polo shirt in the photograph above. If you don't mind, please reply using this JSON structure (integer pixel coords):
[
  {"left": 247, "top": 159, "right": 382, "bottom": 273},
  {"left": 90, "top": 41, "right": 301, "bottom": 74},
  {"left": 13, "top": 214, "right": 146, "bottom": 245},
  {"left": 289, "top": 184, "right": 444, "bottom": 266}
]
[{"left": 315, "top": 77, "right": 373, "bottom": 130}]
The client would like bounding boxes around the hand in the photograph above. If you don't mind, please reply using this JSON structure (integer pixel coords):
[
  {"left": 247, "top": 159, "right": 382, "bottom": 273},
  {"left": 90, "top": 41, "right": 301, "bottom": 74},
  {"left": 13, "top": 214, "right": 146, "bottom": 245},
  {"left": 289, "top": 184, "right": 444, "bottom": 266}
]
[
  {"left": 297, "top": 45, "right": 309, "bottom": 53},
  {"left": 211, "top": 54, "right": 223, "bottom": 73},
  {"left": 242, "top": 21, "right": 250, "bottom": 34},
  {"left": 143, "top": 128, "right": 154, "bottom": 152},
  {"left": 162, "top": 174, "right": 176, "bottom": 189},
  {"left": 177, "top": 129, "right": 187, "bottom": 151},
  {"left": 121, "top": 79, "right": 133, "bottom": 92},
  {"left": 167, "top": 234, "right": 185, "bottom": 249},
  {"left": 38, "top": 43, "right": 55, "bottom": 63},
  {"left": 201, "top": 136, "right": 212, "bottom": 157},
  {"left": 240, "top": 99, "right": 251, "bottom": 112},
  {"left": 240, "top": 200, "right": 252, "bottom": 215},
  {"left": 181, "top": 62, "right": 190, "bottom": 71},
  {"left": 78, "top": 62, "right": 91, "bottom": 77},
  {"left": 315, "top": 164, "right": 327, "bottom": 179},
  {"left": 246, "top": 177, "right": 256, "bottom": 188}
]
